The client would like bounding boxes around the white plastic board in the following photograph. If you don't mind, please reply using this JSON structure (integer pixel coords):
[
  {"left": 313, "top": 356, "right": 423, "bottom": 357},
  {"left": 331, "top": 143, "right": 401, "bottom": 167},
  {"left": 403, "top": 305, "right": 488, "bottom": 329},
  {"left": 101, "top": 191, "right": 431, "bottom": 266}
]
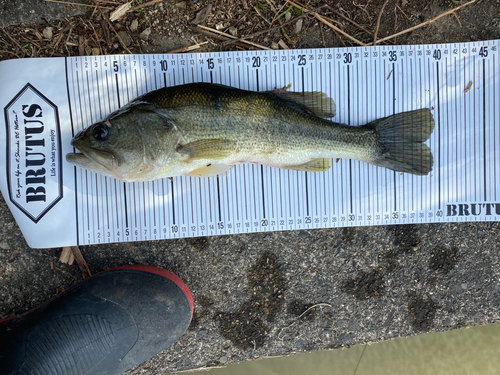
[{"left": 0, "top": 40, "right": 499, "bottom": 248}]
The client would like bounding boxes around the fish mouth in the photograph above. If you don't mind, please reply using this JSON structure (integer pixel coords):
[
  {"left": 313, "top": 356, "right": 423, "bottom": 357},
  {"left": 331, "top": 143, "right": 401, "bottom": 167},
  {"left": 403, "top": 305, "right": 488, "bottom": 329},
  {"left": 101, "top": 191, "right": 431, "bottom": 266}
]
[{"left": 66, "top": 150, "right": 117, "bottom": 171}]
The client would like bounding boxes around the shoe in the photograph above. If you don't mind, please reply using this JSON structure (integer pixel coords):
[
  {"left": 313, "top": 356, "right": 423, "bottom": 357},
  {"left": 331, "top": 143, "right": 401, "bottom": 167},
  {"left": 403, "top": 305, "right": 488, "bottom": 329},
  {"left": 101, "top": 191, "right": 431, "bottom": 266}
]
[{"left": 0, "top": 265, "right": 193, "bottom": 375}]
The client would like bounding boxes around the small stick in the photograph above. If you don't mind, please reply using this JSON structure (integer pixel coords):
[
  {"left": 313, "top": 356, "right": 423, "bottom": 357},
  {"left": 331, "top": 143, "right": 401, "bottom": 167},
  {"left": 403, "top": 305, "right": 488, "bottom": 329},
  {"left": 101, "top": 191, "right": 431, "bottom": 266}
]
[
  {"left": 92, "top": 0, "right": 132, "bottom": 54},
  {"left": 191, "top": 26, "right": 255, "bottom": 49},
  {"left": 166, "top": 41, "right": 208, "bottom": 54},
  {"left": 0, "top": 49, "right": 20, "bottom": 58},
  {"left": 130, "top": 0, "right": 162, "bottom": 12},
  {"left": 88, "top": 20, "right": 103, "bottom": 55},
  {"left": 395, "top": 4, "right": 410, "bottom": 21},
  {"left": 373, "top": 0, "right": 390, "bottom": 45},
  {"left": 70, "top": 246, "right": 92, "bottom": 279},
  {"left": 223, "top": 7, "right": 322, "bottom": 46},
  {"left": 452, "top": 12, "right": 462, "bottom": 27},
  {"left": 44, "top": 0, "right": 112, "bottom": 9},
  {"left": 278, "top": 303, "right": 333, "bottom": 339},
  {"left": 286, "top": 0, "right": 367, "bottom": 46},
  {"left": 324, "top": 4, "right": 374, "bottom": 38},
  {"left": 278, "top": 39, "right": 290, "bottom": 49},
  {"left": 1, "top": 28, "right": 25, "bottom": 57},
  {"left": 59, "top": 247, "right": 75, "bottom": 265},
  {"left": 196, "top": 25, "right": 271, "bottom": 50},
  {"left": 373, "top": 0, "right": 476, "bottom": 45}
]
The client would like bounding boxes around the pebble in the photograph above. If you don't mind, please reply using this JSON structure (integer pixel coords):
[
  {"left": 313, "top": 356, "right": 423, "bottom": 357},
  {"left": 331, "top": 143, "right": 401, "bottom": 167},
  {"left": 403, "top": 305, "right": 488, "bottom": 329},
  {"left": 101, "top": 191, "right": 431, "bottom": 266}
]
[
  {"left": 0, "top": 242, "right": 11, "bottom": 250},
  {"left": 42, "top": 27, "right": 53, "bottom": 40},
  {"left": 295, "top": 19, "right": 303, "bottom": 34},
  {"left": 228, "top": 26, "right": 238, "bottom": 36},
  {"left": 219, "top": 356, "right": 228, "bottom": 363},
  {"left": 130, "top": 19, "right": 139, "bottom": 32},
  {"left": 271, "top": 42, "right": 279, "bottom": 49},
  {"left": 298, "top": 231, "right": 309, "bottom": 238},
  {"left": 139, "top": 28, "right": 151, "bottom": 40},
  {"left": 118, "top": 31, "right": 132, "bottom": 47}
]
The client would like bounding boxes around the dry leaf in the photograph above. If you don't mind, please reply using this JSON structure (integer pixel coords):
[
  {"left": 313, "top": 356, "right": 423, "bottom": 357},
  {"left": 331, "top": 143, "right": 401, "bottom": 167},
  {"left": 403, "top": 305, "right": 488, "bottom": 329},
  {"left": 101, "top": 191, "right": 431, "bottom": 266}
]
[
  {"left": 110, "top": 1, "right": 132, "bottom": 22},
  {"left": 464, "top": 80, "right": 473, "bottom": 93}
]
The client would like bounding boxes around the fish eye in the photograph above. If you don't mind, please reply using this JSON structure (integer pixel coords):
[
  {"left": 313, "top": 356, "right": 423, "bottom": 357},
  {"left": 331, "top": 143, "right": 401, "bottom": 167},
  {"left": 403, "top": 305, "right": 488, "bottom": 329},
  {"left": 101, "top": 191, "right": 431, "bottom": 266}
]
[{"left": 92, "top": 124, "right": 109, "bottom": 141}]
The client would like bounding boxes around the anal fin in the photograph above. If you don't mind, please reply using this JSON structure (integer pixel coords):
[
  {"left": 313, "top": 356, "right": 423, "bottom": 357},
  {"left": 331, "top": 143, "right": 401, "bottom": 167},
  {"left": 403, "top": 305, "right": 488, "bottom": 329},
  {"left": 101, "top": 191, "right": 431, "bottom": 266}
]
[
  {"left": 187, "top": 164, "right": 233, "bottom": 177},
  {"left": 282, "top": 158, "right": 332, "bottom": 172}
]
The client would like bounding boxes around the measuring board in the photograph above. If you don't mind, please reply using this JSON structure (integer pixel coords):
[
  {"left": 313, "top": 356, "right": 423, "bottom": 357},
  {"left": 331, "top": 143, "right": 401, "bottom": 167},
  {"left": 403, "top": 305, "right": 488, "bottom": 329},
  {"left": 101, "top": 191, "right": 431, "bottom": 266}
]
[{"left": 0, "top": 40, "right": 499, "bottom": 248}]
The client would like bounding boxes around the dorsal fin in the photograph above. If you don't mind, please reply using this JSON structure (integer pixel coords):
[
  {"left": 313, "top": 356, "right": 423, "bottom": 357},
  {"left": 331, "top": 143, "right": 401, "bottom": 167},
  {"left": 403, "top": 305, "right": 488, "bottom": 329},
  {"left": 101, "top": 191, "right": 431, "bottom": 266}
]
[{"left": 268, "top": 89, "right": 336, "bottom": 118}]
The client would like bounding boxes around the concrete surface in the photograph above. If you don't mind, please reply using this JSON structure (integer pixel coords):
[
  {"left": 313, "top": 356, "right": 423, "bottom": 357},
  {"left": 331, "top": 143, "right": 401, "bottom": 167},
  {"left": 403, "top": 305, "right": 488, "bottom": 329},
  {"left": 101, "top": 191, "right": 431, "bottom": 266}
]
[
  {"left": 0, "top": 0, "right": 90, "bottom": 28},
  {"left": 1, "top": 1, "right": 500, "bottom": 374}
]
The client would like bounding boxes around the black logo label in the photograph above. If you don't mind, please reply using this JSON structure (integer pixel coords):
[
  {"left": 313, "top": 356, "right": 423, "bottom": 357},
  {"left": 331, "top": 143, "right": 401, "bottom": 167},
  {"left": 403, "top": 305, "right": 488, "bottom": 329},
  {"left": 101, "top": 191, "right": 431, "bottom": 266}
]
[
  {"left": 446, "top": 203, "right": 500, "bottom": 217},
  {"left": 4, "top": 83, "right": 63, "bottom": 223}
]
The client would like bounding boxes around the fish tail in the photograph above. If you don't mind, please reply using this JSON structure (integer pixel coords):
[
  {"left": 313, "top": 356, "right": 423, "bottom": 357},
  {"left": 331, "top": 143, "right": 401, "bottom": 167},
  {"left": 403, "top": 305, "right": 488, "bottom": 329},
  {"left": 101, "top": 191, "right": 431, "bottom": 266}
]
[{"left": 369, "top": 109, "right": 435, "bottom": 175}]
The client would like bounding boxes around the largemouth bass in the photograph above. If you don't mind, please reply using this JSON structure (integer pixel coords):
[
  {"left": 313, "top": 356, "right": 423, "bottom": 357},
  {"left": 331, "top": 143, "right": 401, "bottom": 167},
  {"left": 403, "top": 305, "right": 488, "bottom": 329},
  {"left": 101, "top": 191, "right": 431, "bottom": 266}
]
[{"left": 66, "top": 83, "right": 434, "bottom": 182}]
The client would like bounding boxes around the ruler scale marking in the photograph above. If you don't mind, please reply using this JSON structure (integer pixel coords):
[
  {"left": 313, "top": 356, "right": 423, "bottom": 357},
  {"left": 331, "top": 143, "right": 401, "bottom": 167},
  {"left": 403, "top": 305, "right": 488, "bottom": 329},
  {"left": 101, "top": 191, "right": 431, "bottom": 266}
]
[{"left": 15, "top": 40, "right": 495, "bottom": 247}]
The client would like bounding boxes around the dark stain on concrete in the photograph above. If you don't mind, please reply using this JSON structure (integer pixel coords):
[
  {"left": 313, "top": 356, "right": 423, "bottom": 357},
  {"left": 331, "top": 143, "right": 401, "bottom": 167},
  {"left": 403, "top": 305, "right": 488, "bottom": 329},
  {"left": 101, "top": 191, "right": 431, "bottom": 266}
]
[
  {"left": 341, "top": 269, "right": 385, "bottom": 300},
  {"left": 216, "top": 307, "right": 269, "bottom": 349},
  {"left": 246, "top": 252, "right": 286, "bottom": 320},
  {"left": 392, "top": 225, "right": 420, "bottom": 253},
  {"left": 215, "top": 251, "right": 286, "bottom": 349},
  {"left": 189, "top": 237, "right": 209, "bottom": 252},
  {"left": 340, "top": 227, "right": 356, "bottom": 243},
  {"left": 429, "top": 246, "right": 459, "bottom": 273},
  {"left": 287, "top": 300, "right": 317, "bottom": 321},
  {"left": 189, "top": 295, "right": 212, "bottom": 330},
  {"left": 407, "top": 294, "right": 437, "bottom": 332}
]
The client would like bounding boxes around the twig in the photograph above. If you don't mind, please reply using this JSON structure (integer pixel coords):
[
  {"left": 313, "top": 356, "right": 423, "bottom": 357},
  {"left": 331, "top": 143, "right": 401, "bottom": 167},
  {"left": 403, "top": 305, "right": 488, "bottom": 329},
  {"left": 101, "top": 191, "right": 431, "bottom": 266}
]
[
  {"left": 195, "top": 25, "right": 271, "bottom": 50},
  {"left": 286, "top": 0, "right": 367, "bottom": 46},
  {"left": 130, "top": 0, "right": 162, "bottom": 12},
  {"left": 452, "top": 12, "right": 462, "bottom": 27},
  {"left": 0, "top": 49, "right": 20, "bottom": 58},
  {"left": 254, "top": 5, "right": 271, "bottom": 25},
  {"left": 278, "top": 303, "right": 332, "bottom": 339},
  {"left": 319, "top": 23, "right": 326, "bottom": 48},
  {"left": 352, "top": 344, "right": 368, "bottom": 375},
  {"left": 278, "top": 39, "right": 289, "bottom": 49},
  {"left": 223, "top": 6, "right": 323, "bottom": 47},
  {"left": 1, "top": 28, "right": 25, "bottom": 57},
  {"left": 92, "top": 0, "right": 132, "bottom": 54},
  {"left": 166, "top": 41, "right": 208, "bottom": 54},
  {"left": 395, "top": 4, "right": 410, "bottom": 21},
  {"left": 191, "top": 26, "right": 255, "bottom": 49},
  {"left": 88, "top": 20, "right": 103, "bottom": 55},
  {"left": 60, "top": 247, "right": 75, "bottom": 265},
  {"left": 372, "top": 0, "right": 476, "bottom": 45},
  {"left": 44, "top": 0, "right": 112, "bottom": 9},
  {"left": 373, "top": 0, "right": 390, "bottom": 45},
  {"left": 70, "top": 246, "right": 92, "bottom": 279},
  {"left": 324, "top": 4, "right": 374, "bottom": 38}
]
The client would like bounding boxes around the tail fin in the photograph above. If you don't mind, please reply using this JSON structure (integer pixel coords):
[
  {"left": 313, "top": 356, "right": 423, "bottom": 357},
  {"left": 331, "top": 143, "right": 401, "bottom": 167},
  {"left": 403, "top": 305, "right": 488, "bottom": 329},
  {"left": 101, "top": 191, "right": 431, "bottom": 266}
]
[{"left": 369, "top": 109, "right": 435, "bottom": 175}]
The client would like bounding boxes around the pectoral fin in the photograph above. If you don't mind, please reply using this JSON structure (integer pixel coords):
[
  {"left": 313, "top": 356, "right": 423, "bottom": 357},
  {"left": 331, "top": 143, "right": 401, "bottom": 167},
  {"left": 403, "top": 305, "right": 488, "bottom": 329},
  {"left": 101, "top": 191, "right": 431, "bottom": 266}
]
[
  {"left": 282, "top": 158, "right": 332, "bottom": 172},
  {"left": 187, "top": 164, "right": 234, "bottom": 177},
  {"left": 177, "top": 139, "right": 236, "bottom": 160}
]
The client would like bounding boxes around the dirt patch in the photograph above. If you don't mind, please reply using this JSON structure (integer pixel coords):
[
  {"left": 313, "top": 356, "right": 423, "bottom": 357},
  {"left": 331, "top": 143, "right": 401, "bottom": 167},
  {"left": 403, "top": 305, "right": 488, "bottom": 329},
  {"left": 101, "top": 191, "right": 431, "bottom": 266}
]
[
  {"left": 407, "top": 293, "right": 437, "bottom": 332},
  {"left": 215, "top": 251, "right": 286, "bottom": 349},
  {"left": 429, "top": 245, "right": 459, "bottom": 273},
  {"left": 1, "top": 0, "right": 498, "bottom": 61},
  {"left": 341, "top": 268, "right": 385, "bottom": 300}
]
